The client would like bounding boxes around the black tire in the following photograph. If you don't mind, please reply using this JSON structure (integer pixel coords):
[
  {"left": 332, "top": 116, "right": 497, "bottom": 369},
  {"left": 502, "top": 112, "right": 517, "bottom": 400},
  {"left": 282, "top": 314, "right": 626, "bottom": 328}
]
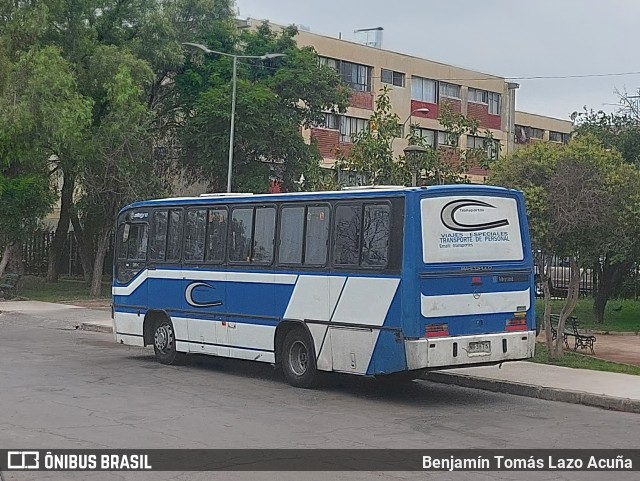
[
  {"left": 281, "top": 328, "right": 318, "bottom": 388},
  {"left": 152, "top": 319, "right": 185, "bottom": 365}
]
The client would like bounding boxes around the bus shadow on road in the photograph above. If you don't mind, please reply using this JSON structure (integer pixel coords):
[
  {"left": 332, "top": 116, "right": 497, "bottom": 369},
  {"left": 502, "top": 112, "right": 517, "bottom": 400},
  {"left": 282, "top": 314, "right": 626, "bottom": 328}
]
[{"left": 126, "top": 352, "right": 497, "bottom": 408}]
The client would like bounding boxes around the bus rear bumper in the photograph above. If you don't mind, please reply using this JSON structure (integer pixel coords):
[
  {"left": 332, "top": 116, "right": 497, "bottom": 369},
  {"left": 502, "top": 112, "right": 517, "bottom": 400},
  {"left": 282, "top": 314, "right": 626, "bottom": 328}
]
[{"left": 405, "top": 331, "right": 536, "bottom": 370}]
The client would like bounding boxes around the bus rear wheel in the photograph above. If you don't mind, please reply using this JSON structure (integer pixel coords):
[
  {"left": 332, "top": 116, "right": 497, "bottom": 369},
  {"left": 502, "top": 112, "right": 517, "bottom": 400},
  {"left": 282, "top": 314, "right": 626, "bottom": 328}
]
[
  {"left": 153, "top": 319, "right": 185, "bottom": 365},
  {"left": 282, "top": 328, "right": 318, "bottom": 388}
]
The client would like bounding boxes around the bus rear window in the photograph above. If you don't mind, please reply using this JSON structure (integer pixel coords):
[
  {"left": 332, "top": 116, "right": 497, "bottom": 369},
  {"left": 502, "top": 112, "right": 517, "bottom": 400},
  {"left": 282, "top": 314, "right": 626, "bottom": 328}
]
[{"left": 421, "top": 195, "right": 524, "bottom": 264}]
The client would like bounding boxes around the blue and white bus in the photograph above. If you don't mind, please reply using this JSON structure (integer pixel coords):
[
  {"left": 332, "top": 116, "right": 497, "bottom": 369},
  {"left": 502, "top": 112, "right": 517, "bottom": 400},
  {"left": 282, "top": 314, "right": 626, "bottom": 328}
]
[{"left": 113, "top": 185, "right": 535, "bottom": 387}]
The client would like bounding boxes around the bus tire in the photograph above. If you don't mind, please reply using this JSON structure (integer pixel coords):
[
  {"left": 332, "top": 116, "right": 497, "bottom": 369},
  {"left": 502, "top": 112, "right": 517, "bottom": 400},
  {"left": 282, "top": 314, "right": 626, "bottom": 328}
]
[
  {"left": 282, "top": 328, "right": 318, "bottom": 388},
  {"left": 152, "top": 319, "right": 185, "bottom": 365}
]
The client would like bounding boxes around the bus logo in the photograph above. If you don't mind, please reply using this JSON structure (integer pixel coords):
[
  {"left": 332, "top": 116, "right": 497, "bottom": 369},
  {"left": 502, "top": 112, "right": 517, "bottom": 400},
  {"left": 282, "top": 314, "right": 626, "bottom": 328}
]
[
  {"left": 185, "top": 282, "right": 223, "bottom": 308},
  {"left": 440, "top": 199, "right": 509, "bottom": 232}
]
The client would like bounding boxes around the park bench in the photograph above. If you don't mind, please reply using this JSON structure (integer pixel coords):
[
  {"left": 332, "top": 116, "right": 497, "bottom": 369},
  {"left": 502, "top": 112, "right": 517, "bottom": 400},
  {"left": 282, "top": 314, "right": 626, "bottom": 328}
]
[
  {"left": 0, "top": 272, "right": 20, "bottom": 299},
  {"left": 550, "top": 314, "right": 596, "bottom": 354}
]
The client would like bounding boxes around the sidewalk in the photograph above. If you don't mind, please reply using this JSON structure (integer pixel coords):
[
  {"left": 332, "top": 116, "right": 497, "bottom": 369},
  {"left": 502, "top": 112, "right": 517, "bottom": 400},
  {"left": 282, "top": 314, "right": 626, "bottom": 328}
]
[{"left": 1, "top": 300, "right": 639, "bottom": 413}]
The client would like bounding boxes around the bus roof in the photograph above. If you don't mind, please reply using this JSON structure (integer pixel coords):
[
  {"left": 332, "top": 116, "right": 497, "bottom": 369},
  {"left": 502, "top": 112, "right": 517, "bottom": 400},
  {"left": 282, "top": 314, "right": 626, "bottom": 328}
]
[{"left": 120, "top": 184, "right": 520, "bottom": 212}]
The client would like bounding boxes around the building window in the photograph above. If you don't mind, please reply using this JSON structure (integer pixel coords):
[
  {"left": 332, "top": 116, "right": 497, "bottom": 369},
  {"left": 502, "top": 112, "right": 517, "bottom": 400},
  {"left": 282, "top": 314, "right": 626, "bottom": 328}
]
[
  {"left": 468, "top": 88, "right": 501, "bottom": 114},
  {"left": 549, "top": 131, "right": 569, "bottom": 143},
  {"left": 437, "top": 131, "right": 458, "bottom": 147},
  {"left": 531, "top": 127, "right": 544, "bottom": 139},
  {"left": 488, "top": 92, "right": 501, "bottom": 115},
  {"left": 411, "top": 76, "right": 437, "bottom": 103},
  {"left": 323, "top": 113, "right": 339, "bottom": 130},
  {"left": 468, "top": 88, "right": 487, "bottom": 104},
  {"left": 339, "top": 116, "right": 369, "bottom": 143},
  {"left": 439, "top": 82, "right": 461, "bottom": 99},
  {"left": 319, "top": 56, "right": 372, "bottom": 92},
  {"left": 515, "top": 125, "right": 530, "bottom": 144},
  {"left": 467, "top": 135, "right": 499, "bottom": 160},
  {"left": 381, "top": 68, "right": 405, "bottom": 87},
  {"left": 415, "top": 128, "right": 437, "bottom": 148}
]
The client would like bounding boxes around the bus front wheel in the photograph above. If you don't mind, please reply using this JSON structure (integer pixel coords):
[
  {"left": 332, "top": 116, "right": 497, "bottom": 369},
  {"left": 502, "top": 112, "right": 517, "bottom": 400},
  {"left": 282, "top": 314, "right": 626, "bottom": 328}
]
[
  {"left": 153, "top": 319, "right": 185, "bottom": 365},
  {"left": 282, "top": 328, "right": 318, "bottom": 388}
]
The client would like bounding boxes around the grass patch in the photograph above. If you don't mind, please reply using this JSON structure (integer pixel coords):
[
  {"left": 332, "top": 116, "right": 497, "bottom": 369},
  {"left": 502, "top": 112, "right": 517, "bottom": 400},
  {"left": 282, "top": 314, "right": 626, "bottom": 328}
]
[
  {"left": 18, "top": 276, "right": 110, "bottom": 302},
  {"left": 535, "top": 298, "right": 640, "bottom": 333},
  {"left": 530, "top": 343, "right": 640, "bottom": 376}
]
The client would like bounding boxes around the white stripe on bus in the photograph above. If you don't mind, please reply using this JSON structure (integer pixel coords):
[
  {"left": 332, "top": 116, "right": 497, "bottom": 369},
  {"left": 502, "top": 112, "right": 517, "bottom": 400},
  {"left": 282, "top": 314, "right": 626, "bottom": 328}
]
[
  {"left": 112, "top": 269, "right": 298, "bottom": 296},
  {"left": 421, "top": 288, "right": 531, "bottom": 318}
]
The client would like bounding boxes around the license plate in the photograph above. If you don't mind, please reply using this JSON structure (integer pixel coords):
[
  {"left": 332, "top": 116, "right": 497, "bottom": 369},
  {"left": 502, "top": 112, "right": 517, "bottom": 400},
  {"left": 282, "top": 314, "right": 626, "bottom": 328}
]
[{"left": 468, "top": 341, "right": 491, "bottom": 355}]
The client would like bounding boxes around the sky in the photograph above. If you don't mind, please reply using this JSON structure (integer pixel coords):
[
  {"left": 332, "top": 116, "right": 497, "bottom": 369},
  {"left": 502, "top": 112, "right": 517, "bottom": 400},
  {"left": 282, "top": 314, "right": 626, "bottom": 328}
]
[{"left": 234, "top": 0, "right": 640, "bottom": 120}]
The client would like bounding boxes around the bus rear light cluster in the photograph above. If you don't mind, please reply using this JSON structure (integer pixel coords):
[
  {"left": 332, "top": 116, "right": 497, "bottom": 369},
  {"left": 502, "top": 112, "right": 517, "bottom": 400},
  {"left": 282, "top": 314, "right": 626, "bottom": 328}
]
[
  {"left": 425, "top": 323, "right": 449, "bottom": 338},
  {"left": 506, "top": 317, "right": 527, "bottom": 331}
]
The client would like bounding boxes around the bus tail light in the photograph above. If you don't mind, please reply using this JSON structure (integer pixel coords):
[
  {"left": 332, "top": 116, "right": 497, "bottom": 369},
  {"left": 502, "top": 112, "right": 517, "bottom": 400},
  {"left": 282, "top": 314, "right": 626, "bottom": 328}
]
[
  {"left": 426, "top": 323, "right": 449, "bottom": 338},
  {"left": 506, "top": 317, "right": 527, "bottom": 331}
]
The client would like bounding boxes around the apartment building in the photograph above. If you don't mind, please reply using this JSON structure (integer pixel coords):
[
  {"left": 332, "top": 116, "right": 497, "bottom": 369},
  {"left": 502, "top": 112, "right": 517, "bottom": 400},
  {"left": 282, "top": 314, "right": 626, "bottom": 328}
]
[
  {"left": 514, "top": 111, "right": 573, "bottom": 147},
  {"left": 239, "top": 20, "right": 573, "bottom": 183}
]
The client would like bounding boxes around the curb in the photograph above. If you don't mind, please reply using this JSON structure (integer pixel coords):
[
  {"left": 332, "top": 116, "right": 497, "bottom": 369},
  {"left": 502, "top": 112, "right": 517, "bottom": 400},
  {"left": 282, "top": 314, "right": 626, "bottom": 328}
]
[
  {"left": 423, "top": 371, "right": 640, "bottom": 414},
  {"left": 591, "top": 331, "right": 640, "bottom": 336},
  {"left": 79, "top": 322, "right": 113, "bottom": 334}
]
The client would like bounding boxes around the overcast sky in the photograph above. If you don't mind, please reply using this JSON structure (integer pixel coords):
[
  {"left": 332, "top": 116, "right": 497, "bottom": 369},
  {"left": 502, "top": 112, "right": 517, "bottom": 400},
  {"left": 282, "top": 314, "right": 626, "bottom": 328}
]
[{"left": 235, "top": 0, "right": 640, "bottom": 120}]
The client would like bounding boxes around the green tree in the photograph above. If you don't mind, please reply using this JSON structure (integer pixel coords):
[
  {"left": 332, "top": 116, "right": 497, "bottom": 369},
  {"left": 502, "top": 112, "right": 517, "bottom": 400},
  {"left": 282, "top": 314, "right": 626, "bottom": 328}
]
[
  {"left": 573, "top": 108, "right": 640, "bottom": 321},
  {"left": 0, "top": 46, "right": 92, "bottom": 276},
  {"left": 177, "top": 22, "right": 349, "bottom": 193},
  {"left": 490, "top": 135, "right": 640, "bottom": 356},
  {"left": 0, "top": 0, "right": 235, "bottom": 285}
]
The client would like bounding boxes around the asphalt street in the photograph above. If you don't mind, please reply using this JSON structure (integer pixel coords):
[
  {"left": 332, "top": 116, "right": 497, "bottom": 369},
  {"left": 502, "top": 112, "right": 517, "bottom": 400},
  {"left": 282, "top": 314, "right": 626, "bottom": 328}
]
[{"left": 0, "top": 310, "right": 638, "bottom": 481}]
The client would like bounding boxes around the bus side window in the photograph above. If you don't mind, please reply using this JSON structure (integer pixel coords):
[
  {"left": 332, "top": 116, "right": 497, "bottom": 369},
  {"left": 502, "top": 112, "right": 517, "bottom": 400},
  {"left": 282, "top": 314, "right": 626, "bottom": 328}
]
[
  {"left": 206, "top": 208, "right": 227, "bottom": 263},
  {"left": 117, "top": 224, "right": 128, "bottom": 260},
  {"left": 333, "top": 204, "right": 362, "bottom": 266},
  {"left": 184, "top": 209, "right": 206, "bottom": 262},
  {"left": 150, "top": 210, "right": 168, "bottom": 262},
  {"left": 361, "top": 204, "right": 390, "bottom": 267},
  {"left": 166, "top": 209, "right": 183, "bottom": 262},
  {"left": 229, "top": 208, "right": 253, "bottom": 262},
  {"left": 305, "top": 206, "right": 329, "bottom": 265},
  {"left": 279, "top": 206, "right": 304, "bottom": 265},
  {"left": 252, "top": 207, "right": 275, "bottom": 264}
]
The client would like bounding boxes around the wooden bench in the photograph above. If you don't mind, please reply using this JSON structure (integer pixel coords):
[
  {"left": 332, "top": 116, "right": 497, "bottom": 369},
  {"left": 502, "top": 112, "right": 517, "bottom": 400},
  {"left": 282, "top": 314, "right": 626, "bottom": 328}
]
[
  {"left": 0, "top": 273, "right": 20, "bottom": 299},
  {"left": 550, "top": 314, "right": 596, "bottom": 354}
]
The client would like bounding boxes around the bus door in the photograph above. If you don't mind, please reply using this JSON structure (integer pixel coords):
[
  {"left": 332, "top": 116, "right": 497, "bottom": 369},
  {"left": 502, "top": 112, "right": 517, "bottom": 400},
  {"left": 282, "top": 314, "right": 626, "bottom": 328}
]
[
  {"left": 224, "top": 205, "right": 277, "bottom": 360},
  {"left": 114, "top": 211, "right": 149, "bottom": 338},
  {"left": 181, "top": 207, "right": 228, "bottom": 357}
]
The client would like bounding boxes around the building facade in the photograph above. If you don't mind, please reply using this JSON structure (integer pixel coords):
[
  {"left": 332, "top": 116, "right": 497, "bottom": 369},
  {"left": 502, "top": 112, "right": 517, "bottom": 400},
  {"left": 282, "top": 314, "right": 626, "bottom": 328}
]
[{"left": 240, "top": 20, "right": 574, "bottom": 184}]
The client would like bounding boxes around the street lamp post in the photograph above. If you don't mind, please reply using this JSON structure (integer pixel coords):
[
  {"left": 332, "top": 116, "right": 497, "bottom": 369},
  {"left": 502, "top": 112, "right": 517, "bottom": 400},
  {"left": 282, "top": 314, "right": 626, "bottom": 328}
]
[
  {"left": 403, "top": 144, "right": 428, "bottom": 187},
  {"left": 182, "top": 43, "right": 286, "bottom": 193},
  {"left": 402, "top": 107, "right": 430, "bottom": 129}
]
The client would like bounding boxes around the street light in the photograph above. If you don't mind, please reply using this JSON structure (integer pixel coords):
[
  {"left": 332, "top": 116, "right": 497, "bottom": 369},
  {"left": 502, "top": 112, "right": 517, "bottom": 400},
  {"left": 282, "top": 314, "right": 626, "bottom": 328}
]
[
  {"left": 403, "top": 144, "right": 428, "bottom": 187},
  {"left": 182, "top": 43, "right": 286, "bottom": 193},
  {"left": 401, "top": 107, "right": 430, "bottom": 128}
]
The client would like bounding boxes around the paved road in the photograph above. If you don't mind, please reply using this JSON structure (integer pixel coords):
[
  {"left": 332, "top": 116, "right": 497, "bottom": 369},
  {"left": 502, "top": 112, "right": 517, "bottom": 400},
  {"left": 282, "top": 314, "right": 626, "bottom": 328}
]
[{"left": 1, "top": 310, "right": 639, "bottom": 481}]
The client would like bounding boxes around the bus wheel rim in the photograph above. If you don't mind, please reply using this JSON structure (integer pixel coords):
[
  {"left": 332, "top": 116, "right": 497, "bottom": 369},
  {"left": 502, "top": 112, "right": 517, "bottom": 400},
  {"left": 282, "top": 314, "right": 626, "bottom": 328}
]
[
  {"left": 289, "top": 340, "right": 308, "bottom": 376},
  {"left": 155, "top": 324, "right": 172, "bottom": 353}
]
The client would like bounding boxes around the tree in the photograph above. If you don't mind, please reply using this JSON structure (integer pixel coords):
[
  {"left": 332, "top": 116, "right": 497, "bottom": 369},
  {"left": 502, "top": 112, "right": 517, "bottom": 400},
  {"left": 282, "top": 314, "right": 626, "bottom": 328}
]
[
  {"left": 490, "top": 135, "right": 640, "bottom": 356},
  {"left": 338, "top": 89, "right": 498, "bottom": 186},
  {"left": 573, "top": 108, "right": 640, "bottom": 321},
  {"left": 177, "top": 22, "right": 349, "bottom": 193},
  {"left": 0, "top": 46, "right": 91, "bottom": 277},
  {"left": 79, "top": 55, "right": 168, "bottom": 297},
  {"left": 0, "top": 0, "right": 236, "bottom": 285}
]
